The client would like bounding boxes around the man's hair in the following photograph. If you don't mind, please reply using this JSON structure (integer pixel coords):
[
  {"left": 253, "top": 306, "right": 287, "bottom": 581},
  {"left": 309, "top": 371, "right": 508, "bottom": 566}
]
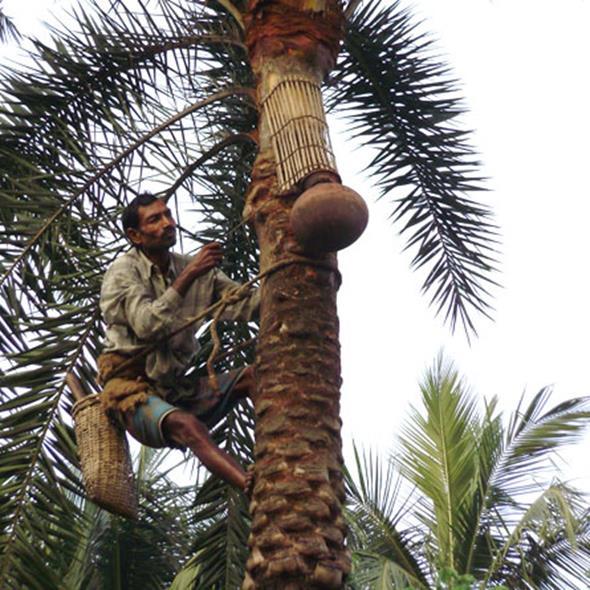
[{"left": 121, "top": 193, "right": 159, "bottom": 232}]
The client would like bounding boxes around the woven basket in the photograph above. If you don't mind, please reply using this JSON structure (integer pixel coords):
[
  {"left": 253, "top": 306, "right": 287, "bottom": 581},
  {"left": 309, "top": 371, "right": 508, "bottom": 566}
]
[{"left": 72, "top": 394, "right": 138, "bottom": 519}]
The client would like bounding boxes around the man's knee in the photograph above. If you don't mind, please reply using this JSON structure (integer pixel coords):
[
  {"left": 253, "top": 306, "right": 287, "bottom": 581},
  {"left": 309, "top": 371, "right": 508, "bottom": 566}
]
[{"left": 162, "top": 410, "right": 210, "bottom": 449}]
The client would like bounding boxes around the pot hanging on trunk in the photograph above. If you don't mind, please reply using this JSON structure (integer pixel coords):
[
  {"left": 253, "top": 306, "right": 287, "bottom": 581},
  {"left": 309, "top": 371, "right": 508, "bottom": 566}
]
[{"left": 260, "top": 73, "right": 368, "bottom": 252}]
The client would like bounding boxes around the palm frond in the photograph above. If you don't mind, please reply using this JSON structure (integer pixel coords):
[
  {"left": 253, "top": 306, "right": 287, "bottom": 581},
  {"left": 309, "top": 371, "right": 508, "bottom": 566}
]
[
  {"left": 64, "top": 447, "right": 199, "bottom": 590},
  {"left": 458, "top": 397, "right": 504, "bottom": 577},
  {"left": 0, "top": 382, "right": 88, "bottom": 588},
  {"left": 344, "top": 357, "right": 590, "bottom": 588},
  {"left": 349, "top": 552, "right": 425, "bottom": 590},
  {"left": 483, "top": 484, "right": 586, "bottom": 588},
  {"left": 527, "top": 506, "right": 590, "bottom": 590},
  {"left": 169, "top": 560, "right": 202, "bottom": 590},
  {"left": 328, "top": 0, "right": 499, "bottom": 335},
  {"left": 494, "top": 390, "right": 590, "bottom": 501},
  {"left": 0, "top": 3, "right": 20, "bottom": 43},
  {"left": 0, "top": 0, "right": 257, "bottom": 585},
  {"left": 345, "top": 444, "right": 429, "bottom": 588},
  {"left": 398, "top": 357, "right": 481, "bottom": 571}
]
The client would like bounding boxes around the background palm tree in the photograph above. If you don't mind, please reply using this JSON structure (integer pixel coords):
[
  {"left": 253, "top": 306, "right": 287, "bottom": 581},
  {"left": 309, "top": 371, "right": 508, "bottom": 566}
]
[
  {"left": 0, "top": 442, "right": 201, "bottom": 590},
  {"left": 0, "top": 0, "right": 497, "bottom": 587},
  {"left": 66, "top": 448, "right": 200, "bottom": 590},
  {"left": 345, "top": 359, "right": 590, "bottom": 589}
]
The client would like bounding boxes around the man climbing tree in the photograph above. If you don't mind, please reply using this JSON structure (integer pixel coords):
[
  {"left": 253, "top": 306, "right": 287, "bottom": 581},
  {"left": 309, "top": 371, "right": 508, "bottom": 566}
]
[
  {"left": 99, "top": 193, "right": 258, "bottom": 491},
  {"left": 0, "top": 0, "right": 498, "bottom": 587}
]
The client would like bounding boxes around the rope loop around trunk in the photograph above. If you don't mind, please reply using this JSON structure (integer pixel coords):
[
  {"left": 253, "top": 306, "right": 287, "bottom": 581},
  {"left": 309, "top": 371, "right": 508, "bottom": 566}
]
[{"left": 206, "top": 254, "right": 340, "bottom": 392}]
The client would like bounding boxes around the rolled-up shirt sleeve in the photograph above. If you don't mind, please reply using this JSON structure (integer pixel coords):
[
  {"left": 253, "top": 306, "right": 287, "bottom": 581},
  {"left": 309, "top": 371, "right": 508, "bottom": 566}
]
[
  {"left": 100, "top": 262, "right": 183, "bottom": 340},
  {"left": 213, "top": 269, "right": 260, "bottom": 322}
]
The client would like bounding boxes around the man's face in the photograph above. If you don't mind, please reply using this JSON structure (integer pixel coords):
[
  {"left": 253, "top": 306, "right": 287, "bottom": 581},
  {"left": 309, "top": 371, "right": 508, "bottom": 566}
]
[{"left": 126, "top": 199, "right": 177, "bottom": 252}]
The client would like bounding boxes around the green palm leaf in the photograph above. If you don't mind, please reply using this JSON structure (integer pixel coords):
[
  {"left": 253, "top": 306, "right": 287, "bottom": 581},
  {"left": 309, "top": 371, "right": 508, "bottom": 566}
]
[
  {"left": 526, "top": 506, "right": 590, "bottom": 590},
  {"left": 0, "top": 0, "right": 257, "bottom": 586},
  {"left": 351, "top": 357, "right": 590, "bottom": 589},
  {"left": 501, "top": 390, "right": 590, "bottom": 487},
  {"left": 398, "top": 358, "right": 481, "bottom": 570},
  {"left": 61, "top": 447, "right": 200, "bottom": 590},
  {"left": 0, "top": 3, "right": 20, "bottom": 43},
  {"left": 349, "top": 553, "right": 424, "bottom": 590},
  {"left": 328, "top": 0, "right": 499, "bottom": 335},
  {"left": 482, "top": 484, "right": 585, "bottom": 589},
  {"left": 345, "top": 445, "right": 429, "bottom": 588}
]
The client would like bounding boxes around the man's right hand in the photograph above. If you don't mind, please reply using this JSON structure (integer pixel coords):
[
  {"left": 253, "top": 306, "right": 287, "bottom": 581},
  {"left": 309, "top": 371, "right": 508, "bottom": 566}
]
[
  {"left": 173, "top": 242, "right": 223, "bottom": 297},
  {"left": 185, "top": 242, "right": 223, "bottom": 279}
]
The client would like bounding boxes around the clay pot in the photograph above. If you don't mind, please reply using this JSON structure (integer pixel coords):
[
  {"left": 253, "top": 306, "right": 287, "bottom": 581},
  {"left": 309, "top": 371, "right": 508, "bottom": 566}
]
[{"left": 290, "top": 183, "right": 368, "bottom": 252}]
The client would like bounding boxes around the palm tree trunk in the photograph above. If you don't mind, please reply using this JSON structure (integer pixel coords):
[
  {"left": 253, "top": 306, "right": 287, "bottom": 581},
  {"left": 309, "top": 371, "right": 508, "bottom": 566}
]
[{"left": 243, "top": 1, "right": 350, "bottom": 588}]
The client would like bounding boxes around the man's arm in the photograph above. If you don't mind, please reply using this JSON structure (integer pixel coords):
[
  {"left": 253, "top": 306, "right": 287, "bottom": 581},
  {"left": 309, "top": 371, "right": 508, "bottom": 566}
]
[{"left": 172, "top": 242, "right": 223, "bottom": 297}]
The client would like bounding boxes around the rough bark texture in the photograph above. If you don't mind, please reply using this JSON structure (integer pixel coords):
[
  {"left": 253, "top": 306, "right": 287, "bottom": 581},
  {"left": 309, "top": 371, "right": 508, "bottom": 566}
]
[
  {"left": 244, "top": 151, "right": 349, "bottom": 590},
  {"left": 245, "top": 0, "right": 343, "bottom": 75},
  {"left": 243, "top": 1, "right": 349, "bottom": 588}
]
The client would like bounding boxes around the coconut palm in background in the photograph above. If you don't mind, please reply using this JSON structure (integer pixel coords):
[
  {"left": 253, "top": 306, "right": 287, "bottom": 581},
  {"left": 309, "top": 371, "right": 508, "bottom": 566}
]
[
  {"left": 0, "top": 0, "right": 498, "bottom": 587},
  {"left": 63, "top": 447, "right": 202, "bottom": 590},
  {"left": 345, "top": 360, "right": 590, "bottom": 589}
]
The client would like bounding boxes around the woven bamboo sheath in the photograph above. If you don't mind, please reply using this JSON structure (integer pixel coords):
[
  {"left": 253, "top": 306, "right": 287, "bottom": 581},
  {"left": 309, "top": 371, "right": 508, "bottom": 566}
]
[
  {"left": 73, "top": 394, "right": 138, "bottom": 519},
  {"left": 261, "top": 74, "right": 338, "bottom": 193}
]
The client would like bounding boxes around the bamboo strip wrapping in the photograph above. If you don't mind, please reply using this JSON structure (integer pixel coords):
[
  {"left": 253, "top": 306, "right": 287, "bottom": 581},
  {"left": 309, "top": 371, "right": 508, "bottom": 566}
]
[{"left": 261, "top": 75, "right": 338, "bottom": 193}]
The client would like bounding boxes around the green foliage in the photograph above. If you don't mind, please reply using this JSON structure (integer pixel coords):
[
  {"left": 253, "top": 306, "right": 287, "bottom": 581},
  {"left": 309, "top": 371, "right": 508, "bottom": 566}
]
[
  {"left": 68, "top": 448, "right": 199, "bottom": 590},
  {"left": 433, "top": 568, "right": 477, "bottom": 590},
  {"left": 0, "top": 0, "right": 257, "bottom": 586},
  {"left": 0, "top": 445, "right": 202, "bottom": 590},
  {"left": 345, "top": 357, "right": 590, "bottom": 589},
  {"left": 405, "top": 567, "right": 508, "bottom": 590},
  {"left": 0, "top": 0, "right": 499, "bottom": 587},
  {"left": 328, "top": 0, "right": 499, "bottom": 335},
  {"left": 0, "top": 2, "right": 20, "bottom": 43}
]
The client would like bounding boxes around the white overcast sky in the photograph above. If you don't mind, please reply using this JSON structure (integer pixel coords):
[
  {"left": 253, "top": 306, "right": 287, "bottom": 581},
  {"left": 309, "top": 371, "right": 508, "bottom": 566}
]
[{"left": 3, "top": 0, "right": 590, "bottom": 489}]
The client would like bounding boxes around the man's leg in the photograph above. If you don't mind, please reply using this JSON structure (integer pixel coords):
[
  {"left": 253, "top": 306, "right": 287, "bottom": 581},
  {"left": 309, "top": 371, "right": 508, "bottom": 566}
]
[
  {"left": 122, "top": 398, "right": 248, "bottom": 491},
  {"left": 160, "top": 410, "right": 247, "bottom": 490}
]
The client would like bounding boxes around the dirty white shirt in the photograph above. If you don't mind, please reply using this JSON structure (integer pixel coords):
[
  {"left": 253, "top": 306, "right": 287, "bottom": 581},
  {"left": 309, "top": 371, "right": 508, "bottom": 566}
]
[{"left": 100, "top": 248, "right": 259, "bottom": 389}]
